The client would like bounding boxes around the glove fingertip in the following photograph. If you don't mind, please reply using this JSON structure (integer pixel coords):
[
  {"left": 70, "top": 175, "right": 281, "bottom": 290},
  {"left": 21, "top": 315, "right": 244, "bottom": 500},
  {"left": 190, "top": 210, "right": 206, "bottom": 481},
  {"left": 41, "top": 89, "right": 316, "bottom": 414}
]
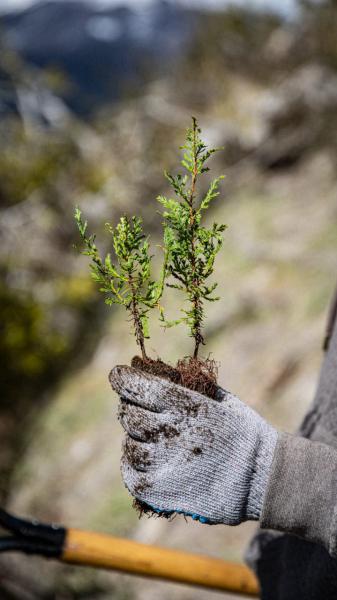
[{"left": 109, "top": 364, "right": 133, "bottom": 392}]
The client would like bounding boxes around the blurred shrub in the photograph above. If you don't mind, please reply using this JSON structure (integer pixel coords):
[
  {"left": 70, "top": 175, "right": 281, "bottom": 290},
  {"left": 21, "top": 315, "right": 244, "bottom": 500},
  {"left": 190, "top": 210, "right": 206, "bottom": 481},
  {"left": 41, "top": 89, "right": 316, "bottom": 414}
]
[
  {"left": 0, "top": 121, "right": 107, "bottom": 207},
  {"left": 0, "top": 112, "right": 112, "bottom": 493},
  {"left": 300, "top": 0, "right": 337, "bottom": 70},
  {"left": 174, "top": 7, "right": 282, "bottom": 110},
  {"left": 0, "top": 275, "right": 101, "bottom": 410}
]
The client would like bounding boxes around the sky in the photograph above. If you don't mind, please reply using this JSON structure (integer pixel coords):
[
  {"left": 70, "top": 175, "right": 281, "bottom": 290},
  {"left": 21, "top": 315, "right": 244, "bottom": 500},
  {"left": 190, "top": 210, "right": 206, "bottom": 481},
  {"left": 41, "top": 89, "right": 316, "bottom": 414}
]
[{"left": 0, "top": 0, "right": 298, "bottom": 17}]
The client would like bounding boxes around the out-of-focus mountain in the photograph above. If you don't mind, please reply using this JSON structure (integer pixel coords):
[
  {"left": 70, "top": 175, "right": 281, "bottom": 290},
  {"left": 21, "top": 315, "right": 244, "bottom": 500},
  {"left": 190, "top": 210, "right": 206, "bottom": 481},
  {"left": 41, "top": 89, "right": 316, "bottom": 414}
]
[{"left": 0, "top": 0, "right": 198, "bottom": 115}]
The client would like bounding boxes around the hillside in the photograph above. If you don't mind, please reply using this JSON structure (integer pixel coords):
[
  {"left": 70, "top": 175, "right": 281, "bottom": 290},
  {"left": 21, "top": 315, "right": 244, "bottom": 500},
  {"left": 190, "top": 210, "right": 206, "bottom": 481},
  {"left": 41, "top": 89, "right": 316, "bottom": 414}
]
[{"left": 0, "top": 2, "right": 337, "bottom": 599}]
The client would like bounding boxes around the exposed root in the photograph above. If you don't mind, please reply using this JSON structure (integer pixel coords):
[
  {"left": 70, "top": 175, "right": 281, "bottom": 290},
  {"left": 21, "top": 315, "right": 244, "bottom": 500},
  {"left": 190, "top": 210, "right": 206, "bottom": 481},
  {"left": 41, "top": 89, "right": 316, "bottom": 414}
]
[
  {"left": 133, "top": 498, "right": 176, "bottom": 521},
  {"left": 176, "top": 356, "right": 218, "bottom": 400},
  {"left": 131, "top": 355, "right": 219, "bottom": 399}
]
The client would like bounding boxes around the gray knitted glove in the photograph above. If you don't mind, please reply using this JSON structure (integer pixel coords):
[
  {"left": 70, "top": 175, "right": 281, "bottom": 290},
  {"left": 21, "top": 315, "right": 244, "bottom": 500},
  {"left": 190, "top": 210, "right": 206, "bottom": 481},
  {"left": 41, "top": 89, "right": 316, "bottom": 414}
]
[{"left": 109, "top": 365, "right": 278, "bottom": 525}]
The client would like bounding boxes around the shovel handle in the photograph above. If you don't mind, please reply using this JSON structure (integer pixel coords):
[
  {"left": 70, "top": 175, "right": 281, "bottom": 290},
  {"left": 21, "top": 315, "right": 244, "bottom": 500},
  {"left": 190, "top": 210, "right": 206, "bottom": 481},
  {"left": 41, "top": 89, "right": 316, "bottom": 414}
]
[{"left": 63, "top": 528, "right": 259, "bottom": 597}]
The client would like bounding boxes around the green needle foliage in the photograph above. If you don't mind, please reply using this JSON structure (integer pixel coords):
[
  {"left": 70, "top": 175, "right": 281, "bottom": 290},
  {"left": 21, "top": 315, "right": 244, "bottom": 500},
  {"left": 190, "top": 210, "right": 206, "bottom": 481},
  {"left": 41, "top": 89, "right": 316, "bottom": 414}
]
[
  {"left": 75, "top": 117, "right": 226, "bottom": 363},
  {"left": 75, "top": 208, "right": 167, "bottom": 360},
  {"left": 158, "top": 117, "right": 227, "bottom": 358}
]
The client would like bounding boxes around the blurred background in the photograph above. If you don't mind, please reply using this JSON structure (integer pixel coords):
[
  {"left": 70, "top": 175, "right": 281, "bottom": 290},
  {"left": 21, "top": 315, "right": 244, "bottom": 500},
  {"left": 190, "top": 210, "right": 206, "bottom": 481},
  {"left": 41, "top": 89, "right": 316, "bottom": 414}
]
[{"left": 0, "top": 0, "right": 336, "bottom": 598}]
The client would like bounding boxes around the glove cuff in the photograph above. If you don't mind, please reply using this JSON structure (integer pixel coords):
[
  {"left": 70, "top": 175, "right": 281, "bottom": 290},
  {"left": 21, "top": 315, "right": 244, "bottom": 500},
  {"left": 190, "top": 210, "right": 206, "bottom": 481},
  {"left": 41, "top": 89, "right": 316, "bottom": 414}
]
[{"left": 246, "top": 425, "right": 278, "bottom": 521}]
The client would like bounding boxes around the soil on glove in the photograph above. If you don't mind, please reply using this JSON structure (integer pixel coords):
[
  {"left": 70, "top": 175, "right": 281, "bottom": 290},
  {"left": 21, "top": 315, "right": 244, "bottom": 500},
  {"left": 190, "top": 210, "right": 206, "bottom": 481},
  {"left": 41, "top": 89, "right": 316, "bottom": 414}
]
[{"left": 130, "top": 354, "right": 219, "bottom": 518}]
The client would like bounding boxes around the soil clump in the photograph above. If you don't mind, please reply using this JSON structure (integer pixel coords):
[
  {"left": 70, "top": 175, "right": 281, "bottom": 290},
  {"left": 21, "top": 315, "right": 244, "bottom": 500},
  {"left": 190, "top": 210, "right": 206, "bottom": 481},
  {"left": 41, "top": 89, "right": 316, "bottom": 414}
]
[{"left": 131, "top": 355, "right": 218, "bottom": 399}]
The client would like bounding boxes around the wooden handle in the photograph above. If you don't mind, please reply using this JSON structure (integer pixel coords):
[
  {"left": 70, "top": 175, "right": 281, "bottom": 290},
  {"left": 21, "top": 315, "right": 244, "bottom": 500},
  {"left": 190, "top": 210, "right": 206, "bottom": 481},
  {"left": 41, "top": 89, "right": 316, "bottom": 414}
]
[{"left": 63, "top": 528, "right": 259, "bottom": 597}]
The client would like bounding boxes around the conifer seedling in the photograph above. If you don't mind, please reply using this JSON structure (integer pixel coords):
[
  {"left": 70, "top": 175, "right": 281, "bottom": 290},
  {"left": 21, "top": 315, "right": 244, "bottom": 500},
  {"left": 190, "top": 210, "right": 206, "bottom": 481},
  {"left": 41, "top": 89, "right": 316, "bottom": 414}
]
[
  {"left": 158, "top": 116, "right": 226, "bottom": 359},
  {"left": 75, "top": 117, "right": 226, "bottom": 395},
  {"left": 74, "top": 210, "right": 168, "bottom": 361}
]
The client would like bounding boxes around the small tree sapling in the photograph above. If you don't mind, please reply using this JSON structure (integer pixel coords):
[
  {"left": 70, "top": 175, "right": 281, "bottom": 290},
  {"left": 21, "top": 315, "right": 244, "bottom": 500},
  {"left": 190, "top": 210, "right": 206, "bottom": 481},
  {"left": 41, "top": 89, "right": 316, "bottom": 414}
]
[
  {"left": 75, "top": 117, "right": 226, "bottom": 391},
  {"left": 159, "top": 117, "right": 226, "bottom": 359},
  {"left": 75, "top": 209, "right": 168, "bottom": 361}
]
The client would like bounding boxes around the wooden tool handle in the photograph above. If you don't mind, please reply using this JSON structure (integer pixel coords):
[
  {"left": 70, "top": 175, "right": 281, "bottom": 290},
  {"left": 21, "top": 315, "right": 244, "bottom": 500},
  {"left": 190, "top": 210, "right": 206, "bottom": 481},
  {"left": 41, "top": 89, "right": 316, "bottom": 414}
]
[{"left": 63, "top": 528, "right": 259, "bottom": 597}]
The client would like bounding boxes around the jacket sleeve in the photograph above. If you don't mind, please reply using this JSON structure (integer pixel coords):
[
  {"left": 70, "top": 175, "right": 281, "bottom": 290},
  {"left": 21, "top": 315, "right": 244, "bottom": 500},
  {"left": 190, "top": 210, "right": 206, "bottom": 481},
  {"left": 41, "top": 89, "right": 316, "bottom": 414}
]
[{"left": 260, "top": 431, "right": 337, "bottom": 557}]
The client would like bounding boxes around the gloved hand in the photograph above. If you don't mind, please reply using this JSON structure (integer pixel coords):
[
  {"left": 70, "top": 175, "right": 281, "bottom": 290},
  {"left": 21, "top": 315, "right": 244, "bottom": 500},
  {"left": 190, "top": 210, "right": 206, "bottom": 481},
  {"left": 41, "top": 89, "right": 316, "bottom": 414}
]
[{"left": 109, "top": 365, "right": 278, "bottom": 525}]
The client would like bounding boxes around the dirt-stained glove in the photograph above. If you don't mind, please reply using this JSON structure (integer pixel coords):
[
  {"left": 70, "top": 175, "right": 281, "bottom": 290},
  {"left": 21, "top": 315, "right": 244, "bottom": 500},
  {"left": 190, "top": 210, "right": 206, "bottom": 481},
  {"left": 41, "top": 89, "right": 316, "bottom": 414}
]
[{"left": 109, "top": 365, "right": 278, "bottom": 525}]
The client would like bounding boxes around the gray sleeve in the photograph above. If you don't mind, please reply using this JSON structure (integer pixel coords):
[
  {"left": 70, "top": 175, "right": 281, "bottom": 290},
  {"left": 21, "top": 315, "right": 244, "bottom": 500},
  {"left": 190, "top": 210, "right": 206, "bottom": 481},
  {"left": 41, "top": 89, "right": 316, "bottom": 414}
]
[
  {"left": 299, "top": 286, "right": 337, "bottom": 445},
  {"left": 260, "top": 432, "right": 337, "bottom": 557}
]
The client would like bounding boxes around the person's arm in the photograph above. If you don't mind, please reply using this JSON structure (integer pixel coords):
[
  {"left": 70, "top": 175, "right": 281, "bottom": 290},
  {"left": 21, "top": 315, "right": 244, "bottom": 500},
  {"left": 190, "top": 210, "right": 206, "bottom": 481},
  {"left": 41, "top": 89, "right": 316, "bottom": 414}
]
[
  {"left": 261, "top": 433, "right": 337, "bottom": 556},
  {"left": 245, "top": 288, "right": 337, "bottom": 596},
  {"left": 299, "top": 284, "right": 337, "bottom": 445},
  {"left": 110, "top": 365, "right": 337, "bottom": 558}
]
